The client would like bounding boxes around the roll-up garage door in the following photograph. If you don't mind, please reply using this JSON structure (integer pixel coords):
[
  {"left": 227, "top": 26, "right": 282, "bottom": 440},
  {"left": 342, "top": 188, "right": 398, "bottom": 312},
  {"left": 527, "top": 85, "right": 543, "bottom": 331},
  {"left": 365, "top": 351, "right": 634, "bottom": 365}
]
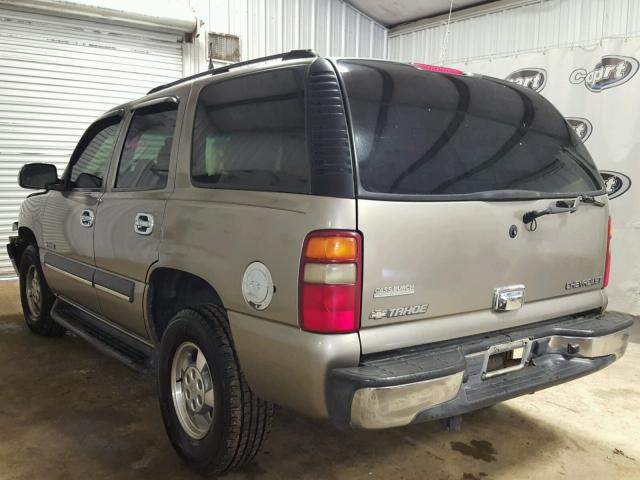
[{"left": 0, "top": 8, "right": 184, "bottom": 277}]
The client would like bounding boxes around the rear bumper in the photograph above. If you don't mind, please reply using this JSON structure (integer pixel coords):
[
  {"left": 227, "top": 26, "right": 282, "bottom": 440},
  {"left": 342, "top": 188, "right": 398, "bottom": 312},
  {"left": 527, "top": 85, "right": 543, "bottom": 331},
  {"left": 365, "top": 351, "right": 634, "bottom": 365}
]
[{"left": 327, "top": 311, "right": 633, "bottom": 429}]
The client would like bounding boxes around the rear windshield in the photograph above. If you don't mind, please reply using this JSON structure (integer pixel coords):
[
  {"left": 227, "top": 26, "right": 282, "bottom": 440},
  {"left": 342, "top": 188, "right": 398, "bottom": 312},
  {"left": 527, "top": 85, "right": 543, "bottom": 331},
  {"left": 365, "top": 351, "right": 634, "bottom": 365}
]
[{"left": 337, "top": 60, "right": 603, "bottom": 199}]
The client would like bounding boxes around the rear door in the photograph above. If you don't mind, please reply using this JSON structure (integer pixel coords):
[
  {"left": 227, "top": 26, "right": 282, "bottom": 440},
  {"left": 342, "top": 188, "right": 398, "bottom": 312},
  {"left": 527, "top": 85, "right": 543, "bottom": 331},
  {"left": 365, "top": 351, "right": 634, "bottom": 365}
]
[
  {"left": 93, "top": 96, "right": 181, "bottom": 339},
  {"left": 336, "top": 60, "right": 609, "bottom": 350}
]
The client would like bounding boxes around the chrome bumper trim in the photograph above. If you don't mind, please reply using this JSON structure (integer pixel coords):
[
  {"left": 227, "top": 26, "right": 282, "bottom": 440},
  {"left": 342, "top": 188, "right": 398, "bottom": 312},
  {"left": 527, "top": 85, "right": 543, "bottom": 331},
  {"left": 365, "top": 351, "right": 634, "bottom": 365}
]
[
  {"left": 349, "top": 328, "right": 630, "bottom": 430},
  {"left": 350, "top": 371, "right": 464, "bottom": 429},
  {"left": 547, "top": 329, "right": 630, "bottom": 359}
]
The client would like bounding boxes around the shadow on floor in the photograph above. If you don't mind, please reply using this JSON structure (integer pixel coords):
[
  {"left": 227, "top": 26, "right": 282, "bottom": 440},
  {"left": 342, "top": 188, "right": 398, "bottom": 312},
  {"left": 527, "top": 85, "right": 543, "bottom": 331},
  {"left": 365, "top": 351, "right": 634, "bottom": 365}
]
[{"left": 626, "top": 312, "right": 640, "bottom": 344}]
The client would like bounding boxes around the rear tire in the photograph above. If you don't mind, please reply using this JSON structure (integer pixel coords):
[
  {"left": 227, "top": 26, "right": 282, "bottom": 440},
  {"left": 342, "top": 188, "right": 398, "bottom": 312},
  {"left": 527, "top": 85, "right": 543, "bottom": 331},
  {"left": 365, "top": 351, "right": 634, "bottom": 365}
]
[
  {"left": 19, "top": 245, "right": 64, "bottom": 337},
  {"left": 158, "top": 305, "right": 273, "bottom": 474}
]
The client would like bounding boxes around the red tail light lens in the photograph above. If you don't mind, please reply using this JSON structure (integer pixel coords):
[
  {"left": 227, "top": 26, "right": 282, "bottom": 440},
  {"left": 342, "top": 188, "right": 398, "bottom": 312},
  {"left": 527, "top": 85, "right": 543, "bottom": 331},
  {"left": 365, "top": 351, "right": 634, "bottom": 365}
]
[
  {"left": 299, "top": 230, "right": 362, "bottom": 333},
  {"left": 603, "top": 217, "right": 613, "bottom": 288},
  {"left": 412, "top": 63, "right": 464, "bottom": 75}
]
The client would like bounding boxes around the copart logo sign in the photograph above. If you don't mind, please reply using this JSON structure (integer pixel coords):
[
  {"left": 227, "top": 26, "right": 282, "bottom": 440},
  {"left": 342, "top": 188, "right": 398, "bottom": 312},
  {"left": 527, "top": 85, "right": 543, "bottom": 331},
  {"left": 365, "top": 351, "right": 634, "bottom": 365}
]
[
  {"left": 505, "top": 68, "right": 546, "bottom": 92},
  {"left": 600, "top": 171, "right": 632, "bottom": 199},
  {"left": 570, "top": 55, "right": 639, "bottom": 92},
  {"left": 566, "top": 117, "right": 593, "bottom": 142}
]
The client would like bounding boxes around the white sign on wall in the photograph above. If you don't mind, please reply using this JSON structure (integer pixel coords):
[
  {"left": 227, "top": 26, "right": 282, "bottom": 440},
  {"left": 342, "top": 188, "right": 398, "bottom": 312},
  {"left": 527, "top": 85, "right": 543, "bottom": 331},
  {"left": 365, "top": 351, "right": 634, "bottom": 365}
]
[{"left": 452, "top": 38, "right": 640, "bottom": 315}]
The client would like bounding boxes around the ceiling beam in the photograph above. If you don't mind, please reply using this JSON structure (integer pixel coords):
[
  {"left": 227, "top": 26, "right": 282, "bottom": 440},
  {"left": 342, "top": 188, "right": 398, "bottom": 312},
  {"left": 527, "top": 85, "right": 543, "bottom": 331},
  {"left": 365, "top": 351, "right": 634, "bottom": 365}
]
[{"left": 389, "top": 0, "right": 545, "bottom": 35}]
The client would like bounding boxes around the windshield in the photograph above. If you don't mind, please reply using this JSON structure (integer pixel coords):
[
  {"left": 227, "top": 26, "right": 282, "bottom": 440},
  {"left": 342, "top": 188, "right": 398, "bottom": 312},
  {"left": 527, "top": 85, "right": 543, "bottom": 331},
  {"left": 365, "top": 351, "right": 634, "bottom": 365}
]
[{"left": 337, "top": 59, "right": 603, "bottom": 199}]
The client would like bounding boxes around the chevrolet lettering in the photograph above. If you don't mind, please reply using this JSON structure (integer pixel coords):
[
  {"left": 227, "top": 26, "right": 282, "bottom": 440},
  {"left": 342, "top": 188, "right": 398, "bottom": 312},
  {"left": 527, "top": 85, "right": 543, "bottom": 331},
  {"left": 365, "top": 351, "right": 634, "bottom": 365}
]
[{"left": 566, "top": 277, "right": 603, "bottom": 290}]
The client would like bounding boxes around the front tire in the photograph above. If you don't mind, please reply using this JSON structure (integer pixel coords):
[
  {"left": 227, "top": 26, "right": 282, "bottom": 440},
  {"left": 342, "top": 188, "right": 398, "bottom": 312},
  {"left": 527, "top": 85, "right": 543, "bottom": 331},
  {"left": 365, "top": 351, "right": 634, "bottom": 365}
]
[
  {"left": 158, "top": 305, "right": 273, "bottom": 474},
  {"left": 19, "top": 245, "right": 64, "bottom": 337}
]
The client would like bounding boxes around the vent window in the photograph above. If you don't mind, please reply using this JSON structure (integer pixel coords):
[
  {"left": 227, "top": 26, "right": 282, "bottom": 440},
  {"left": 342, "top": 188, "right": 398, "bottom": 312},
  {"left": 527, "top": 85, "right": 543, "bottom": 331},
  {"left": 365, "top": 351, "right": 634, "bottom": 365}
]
[{"left": 208, "top": 32, "right": 241, "bottom": 63}]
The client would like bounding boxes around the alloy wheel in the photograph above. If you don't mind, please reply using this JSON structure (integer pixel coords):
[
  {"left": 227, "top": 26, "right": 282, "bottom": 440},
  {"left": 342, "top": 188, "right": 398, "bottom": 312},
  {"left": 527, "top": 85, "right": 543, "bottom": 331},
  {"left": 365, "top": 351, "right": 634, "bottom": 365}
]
[
  {"left": 25, "top": 265, "right": 42, "bottom": 317},
  {"left": 170, "top": 341, "right": 215, "bottom": 439}
]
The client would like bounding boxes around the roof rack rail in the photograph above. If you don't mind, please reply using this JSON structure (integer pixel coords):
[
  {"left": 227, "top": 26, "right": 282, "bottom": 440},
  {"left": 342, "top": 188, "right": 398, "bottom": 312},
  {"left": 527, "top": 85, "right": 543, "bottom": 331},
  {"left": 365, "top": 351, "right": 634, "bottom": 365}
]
[{"left": 148, "top": 49, "right": 318, "bottom": 95}]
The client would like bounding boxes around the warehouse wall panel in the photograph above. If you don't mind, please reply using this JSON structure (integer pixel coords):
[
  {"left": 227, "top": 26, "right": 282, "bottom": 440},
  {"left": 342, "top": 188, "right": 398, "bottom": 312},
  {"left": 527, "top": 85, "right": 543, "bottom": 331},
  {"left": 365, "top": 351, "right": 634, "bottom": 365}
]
[
  {"left": 0, "top": 7, "right": 183, "bottom": 277},
  {"left": 388, "top": 0, "right": 640, "bottom": 64},
  {"left": 184, "top": 0, "right": 387, "bottom": 74}
]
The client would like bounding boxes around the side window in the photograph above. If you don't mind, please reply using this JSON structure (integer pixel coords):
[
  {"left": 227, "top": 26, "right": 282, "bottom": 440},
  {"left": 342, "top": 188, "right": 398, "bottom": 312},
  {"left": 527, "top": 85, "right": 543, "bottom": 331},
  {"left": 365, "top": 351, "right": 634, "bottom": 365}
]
[
  {"left": 115, "top": 103, "right": 178, "bottom": 190},
  {"left": 70, "top": 118, "right": 121, "bottom": 189},
  {"left": 191, "top": 67, "right": 309, "bottom": 194}
]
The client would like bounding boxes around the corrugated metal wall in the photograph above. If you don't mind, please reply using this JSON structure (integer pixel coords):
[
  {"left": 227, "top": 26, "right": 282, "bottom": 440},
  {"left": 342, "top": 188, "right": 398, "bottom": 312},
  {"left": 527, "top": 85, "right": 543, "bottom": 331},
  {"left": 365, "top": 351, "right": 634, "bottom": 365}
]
[
  {"left": 184, "top": 0, "right": 387, "bottom": 75},
  {"left": 0, "top": 7, "right": 183, "bottom": 277},
  {"left": 388, "top": 0, "right": 640, "bottom": 64}
]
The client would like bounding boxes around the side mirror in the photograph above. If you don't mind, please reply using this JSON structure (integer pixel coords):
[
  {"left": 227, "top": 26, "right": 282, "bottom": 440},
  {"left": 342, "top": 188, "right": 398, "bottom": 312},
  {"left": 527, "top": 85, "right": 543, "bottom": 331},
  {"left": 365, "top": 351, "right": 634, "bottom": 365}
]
[{"left": 18, "top": 163, "right": 60, "bottom": 190}]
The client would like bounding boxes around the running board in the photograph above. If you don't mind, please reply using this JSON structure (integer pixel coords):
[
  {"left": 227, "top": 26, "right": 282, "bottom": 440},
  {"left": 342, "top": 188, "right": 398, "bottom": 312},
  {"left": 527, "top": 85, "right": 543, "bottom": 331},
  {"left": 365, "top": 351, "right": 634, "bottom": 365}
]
[{"left": 50, "top": 298, "right": 156, "bottom": 374}]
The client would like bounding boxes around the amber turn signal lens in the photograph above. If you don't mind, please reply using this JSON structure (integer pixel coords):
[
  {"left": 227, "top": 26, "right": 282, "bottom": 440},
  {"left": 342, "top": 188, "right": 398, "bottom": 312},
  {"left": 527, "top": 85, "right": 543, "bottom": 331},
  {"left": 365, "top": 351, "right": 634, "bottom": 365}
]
[{"left": 305, "top": 236, "right": 357, "bottom": 261}]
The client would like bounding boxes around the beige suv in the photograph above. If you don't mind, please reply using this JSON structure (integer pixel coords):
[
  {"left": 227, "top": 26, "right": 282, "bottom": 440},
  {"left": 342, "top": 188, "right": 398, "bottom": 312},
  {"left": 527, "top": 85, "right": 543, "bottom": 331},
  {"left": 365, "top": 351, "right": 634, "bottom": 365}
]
[{"left": 7, "top": 50, "right": 632, "bottom": 474}]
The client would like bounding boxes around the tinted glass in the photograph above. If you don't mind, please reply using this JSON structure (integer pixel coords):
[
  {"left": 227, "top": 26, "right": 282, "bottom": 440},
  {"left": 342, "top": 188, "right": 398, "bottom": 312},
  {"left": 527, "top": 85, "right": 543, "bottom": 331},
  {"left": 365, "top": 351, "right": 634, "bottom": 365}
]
[
  {"left": 191, "top": 67, "right": 309, "bottom": 193},
  {"left": 338, "top": 60, "right": 602, "bottom": 198},
  {"left": 116, "top": 104, "right": 177, "bottom": 189},
  {"left": 70, "top": 119, "right": 120, "bottom": 189}
]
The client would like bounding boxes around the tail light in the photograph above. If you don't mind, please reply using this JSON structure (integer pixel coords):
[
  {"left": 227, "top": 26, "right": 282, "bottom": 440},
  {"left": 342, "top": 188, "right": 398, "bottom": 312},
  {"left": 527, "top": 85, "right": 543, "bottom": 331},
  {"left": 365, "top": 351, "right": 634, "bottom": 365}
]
[
  {"left": 603, "top": 217, "right": 613, "bottom": 288},
  {"left": 412, "top": 63, "right": 464, "bottom": 75},
  {"left": 299, "top": 230, "right": 362, "bottom": 333}
]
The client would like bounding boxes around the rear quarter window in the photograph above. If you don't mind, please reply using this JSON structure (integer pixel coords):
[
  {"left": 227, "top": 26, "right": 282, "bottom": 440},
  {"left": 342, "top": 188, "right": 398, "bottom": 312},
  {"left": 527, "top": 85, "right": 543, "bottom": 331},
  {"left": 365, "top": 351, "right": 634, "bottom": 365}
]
[
  {"left": 191, "top": 66, "right": 309, "bottom": 194},
  {"left": 337, "top": 60, "right": 603, "bottom": 199}
]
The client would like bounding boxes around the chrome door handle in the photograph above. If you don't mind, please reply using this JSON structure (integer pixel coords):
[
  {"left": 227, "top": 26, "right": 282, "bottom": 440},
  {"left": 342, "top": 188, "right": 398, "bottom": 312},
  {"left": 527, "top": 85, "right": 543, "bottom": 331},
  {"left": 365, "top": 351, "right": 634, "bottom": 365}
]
[
  {"left": 134, "top": 213, "right": 154, "bottom": 235},
  {"left": 80, "top": 209, "right": 95, "bottom": 228}
]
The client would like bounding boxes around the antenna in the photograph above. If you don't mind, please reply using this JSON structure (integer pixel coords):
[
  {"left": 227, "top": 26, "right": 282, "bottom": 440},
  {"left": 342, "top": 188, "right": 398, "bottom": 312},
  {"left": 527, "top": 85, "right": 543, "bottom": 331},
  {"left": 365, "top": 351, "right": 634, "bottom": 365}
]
[{"left": 439, "top": 0, "right": 455, "bottom": 66}]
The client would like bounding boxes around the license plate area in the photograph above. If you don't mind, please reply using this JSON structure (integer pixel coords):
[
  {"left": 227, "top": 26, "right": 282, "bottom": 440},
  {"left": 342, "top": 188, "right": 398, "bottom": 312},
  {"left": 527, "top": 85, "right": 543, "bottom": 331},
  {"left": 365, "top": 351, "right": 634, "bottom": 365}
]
[{"left": 481, "top": 338, "right": 533, "bottom": 380}]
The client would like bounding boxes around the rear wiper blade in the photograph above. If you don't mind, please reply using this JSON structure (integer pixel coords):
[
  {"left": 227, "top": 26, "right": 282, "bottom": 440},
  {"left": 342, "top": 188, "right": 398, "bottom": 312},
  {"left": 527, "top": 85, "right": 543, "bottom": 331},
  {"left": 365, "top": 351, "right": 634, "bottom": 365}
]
[
  {"left": 522, "top": 198, "right": 579, "bottom": 225},
  {"left": 579, "top": 195, "right": 606, "bottom": 207},
  {"left": 522, "top": 194, "right": 605, "bottom": 226}
]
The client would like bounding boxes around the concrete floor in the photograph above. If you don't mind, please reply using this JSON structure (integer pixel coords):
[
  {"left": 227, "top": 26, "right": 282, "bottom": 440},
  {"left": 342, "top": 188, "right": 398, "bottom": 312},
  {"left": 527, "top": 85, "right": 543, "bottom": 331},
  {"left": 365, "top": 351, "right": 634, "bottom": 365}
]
[{"left": 0, "top": 280, "right": 639, "bottom": 480}]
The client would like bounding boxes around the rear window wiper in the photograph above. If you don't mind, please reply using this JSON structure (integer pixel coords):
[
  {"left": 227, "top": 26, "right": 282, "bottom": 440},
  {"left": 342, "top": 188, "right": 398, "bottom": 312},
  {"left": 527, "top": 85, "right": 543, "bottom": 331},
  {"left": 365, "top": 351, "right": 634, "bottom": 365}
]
[
  {"left": 579, "top": 195, "right": 606, "bottom": 207},
  {"left": 523, "top": 198, "right": 579, "bottom": 225},
  {"left": 523, "top": 195, "right": 605, "bottom": 227}
]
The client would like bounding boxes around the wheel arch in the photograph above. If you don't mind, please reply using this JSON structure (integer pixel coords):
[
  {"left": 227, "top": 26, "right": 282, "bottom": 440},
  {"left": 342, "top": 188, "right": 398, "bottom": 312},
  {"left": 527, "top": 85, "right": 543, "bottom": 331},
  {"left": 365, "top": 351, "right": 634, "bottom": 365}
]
[
  {"left": 10, "top": 226, "right": 39, "bottom": 270},
  {"left": 18, "top": 226, "right": 37, "bottom": 246},
  {"left": 146, "top": 267, "right": 224, "bottom": 344}
]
